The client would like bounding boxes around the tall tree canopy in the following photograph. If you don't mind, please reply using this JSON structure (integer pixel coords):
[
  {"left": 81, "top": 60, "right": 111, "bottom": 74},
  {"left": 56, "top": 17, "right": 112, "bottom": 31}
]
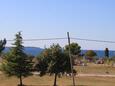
[
  {"left": 85, "top": 50, "right": 97, "bottom": 61},
  {"left": 65, "top": 42, "right": 81, "bottom": 55},
  {"left": 105, "top": 48, "right": 109, "bottom": 58},
  {"left": 37, "top": 44, "right": 72, "bottom": 86},
  {"left": 1, "top": 32, "right": 32, "bottom": 86},
  {"left": 85, "top": 50, "right": 97, "bottom": 57}
]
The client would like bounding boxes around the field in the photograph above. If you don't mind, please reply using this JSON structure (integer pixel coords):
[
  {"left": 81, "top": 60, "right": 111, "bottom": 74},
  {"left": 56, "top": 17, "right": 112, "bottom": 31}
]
[
  {"left": 76, "top": 63, "right": 115, "bottom": 74},
  {"left": 0, "top": 63, "right": 115, "bottom": 86}
]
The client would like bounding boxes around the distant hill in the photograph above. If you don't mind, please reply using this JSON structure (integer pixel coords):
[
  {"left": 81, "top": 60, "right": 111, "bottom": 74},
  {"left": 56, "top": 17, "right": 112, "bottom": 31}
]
[
  {"left": 3, "top": 47, "right": 115, "bottom": 57},
  {"left": 4, "top": 47, "right": 43, "bottom": 56}
]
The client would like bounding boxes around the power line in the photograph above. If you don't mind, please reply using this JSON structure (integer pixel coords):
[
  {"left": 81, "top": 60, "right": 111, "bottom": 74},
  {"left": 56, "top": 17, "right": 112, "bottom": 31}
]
[
  {"left": 6, "top": 37, "right": 115, "bottom": 44},
  {"left": 71, "top": 38, "right": 115, "bottom": 43},
  {"left": 7, "top": 38, "right": 67, "bottom": 41}
]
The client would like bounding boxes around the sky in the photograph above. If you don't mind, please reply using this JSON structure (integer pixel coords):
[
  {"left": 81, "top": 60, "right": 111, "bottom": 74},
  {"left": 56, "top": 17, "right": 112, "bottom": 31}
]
[{"left": 0, "top": 0, "right": 115, "bottom": 50}]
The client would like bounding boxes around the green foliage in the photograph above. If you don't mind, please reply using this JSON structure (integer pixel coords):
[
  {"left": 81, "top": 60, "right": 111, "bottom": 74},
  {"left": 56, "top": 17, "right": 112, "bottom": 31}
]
[
  {"left": 65, "top": 42, "right": 81, "bottom": 55},
  {"left": 85, "top": 50, "right": 97, "bottom": 57},
  {"left": 104, "top": 48, "right": 110, "bottom": 67},
  {"left": 48, "top": 44, "right": 64, "bottom": 73},
  {"left": 38, "top": 44, "right": 71, "bottom": 74},
  {"left": 105, "top": 48, "right": 109, "bottom": 57},
  {"left": 35, "top": 48, "right": 52, "bottom": 75},
  {"left": 0, "top": 39, "right": 6, "bottom": 54},
  {"left": 37, "top": 44, "right": 72, "bottom": 86},
  {"left": 1, "top": 32, "right": 32, "bottom": 86}
]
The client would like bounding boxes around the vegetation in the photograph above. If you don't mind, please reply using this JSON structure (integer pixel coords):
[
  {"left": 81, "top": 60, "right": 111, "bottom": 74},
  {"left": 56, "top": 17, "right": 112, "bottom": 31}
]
[
  {"left": 85, "top": 50, "right": 97, "bottom": 57},
  {"left": 0, "top": 32, "right": 115, "bottom": 86},
  {"left": 105, "top": 48, "right": 109, "bottom": 58},
  {"left": 65, "top": 42, "right": 81, "bottom": 56},
  {"left": 1, "top": 32, "right": 32, "bottom": 86},
  {"left": 64, "top": 42, "right": 81, "bottom": 67},
  {"left": 0, "top": 39, "right": 6, "bottom": 54},
  {"left": 104, "top": 48, "right": 110, "bottom": 64},
  {"left": 36, "top": 44, "right": 72, "bottom": 86},
  {"left": 104, "top": 48, "right": 110, "bottom": 74},
  {"left": 85, "top": 50, "right": 97, "bottom": 61}
]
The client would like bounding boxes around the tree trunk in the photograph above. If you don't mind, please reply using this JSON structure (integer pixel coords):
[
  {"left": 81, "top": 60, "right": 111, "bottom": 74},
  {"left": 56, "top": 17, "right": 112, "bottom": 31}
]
[
  {"left": 53, "top": 73, "right": 58, "bottom": 86},
  {"left": 19, "top": 74, "right": 23, "bottom": 86}
]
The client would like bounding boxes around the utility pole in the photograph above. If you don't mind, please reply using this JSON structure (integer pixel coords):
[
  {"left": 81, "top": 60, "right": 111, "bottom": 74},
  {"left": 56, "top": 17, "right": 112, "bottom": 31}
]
[{"left": 67, "top": 32, "right": 76, "bottom": 86}]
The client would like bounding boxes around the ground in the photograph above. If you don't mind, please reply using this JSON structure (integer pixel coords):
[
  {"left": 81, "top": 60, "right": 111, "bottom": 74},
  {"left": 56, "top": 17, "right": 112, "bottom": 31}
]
[
  {"left": 0, "top": 63, "right": 115, "bottom": 86},
  {"left": 0, "top": 75, "right": 115, "bottom": 86},
  {"left": 76, "top": 63, "right": 115, "bottom": 74}
]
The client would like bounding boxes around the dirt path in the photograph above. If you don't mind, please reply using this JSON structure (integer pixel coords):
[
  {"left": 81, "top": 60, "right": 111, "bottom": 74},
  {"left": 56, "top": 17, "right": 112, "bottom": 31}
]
[
  {"left": 1, "top": 71, "right": 115, "bottom": 78},
  {"left": 76, "top": 74, "right": 115, "bottom": 77}
]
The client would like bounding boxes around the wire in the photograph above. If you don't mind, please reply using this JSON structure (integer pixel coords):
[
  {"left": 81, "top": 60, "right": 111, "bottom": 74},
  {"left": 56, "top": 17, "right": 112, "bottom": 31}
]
[
  {"left": 7, "top": 38, "right": 67, "bottom": 41},
  {"left": 71, "top": 38, "right": 115, "bottom": 43},
  {"left": 6, "top": 37, "right": 115, "bottom": 44}
]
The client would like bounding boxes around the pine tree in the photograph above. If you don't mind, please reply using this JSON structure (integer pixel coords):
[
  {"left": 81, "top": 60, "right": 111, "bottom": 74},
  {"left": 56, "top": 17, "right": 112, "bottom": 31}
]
[{"left": 1, "top": 32, "right": 32, "bottom": 86}]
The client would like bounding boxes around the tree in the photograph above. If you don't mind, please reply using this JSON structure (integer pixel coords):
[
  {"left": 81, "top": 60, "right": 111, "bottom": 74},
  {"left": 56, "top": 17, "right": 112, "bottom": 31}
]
[
  {"left": 64, "top": 42, "right": 81, "bottom": 67},
  {"left": 105, "top": 48, "right": 109, "bottom": 58},
  {"left": 37, "top": 44, "right": 72, "bottom": 86},
  {"left": 104, "top": 48, "right": 110, "bottom": 65},
  {"left": 85, "top": 50, "right": 97, "bottom": 57},
  {"left": 65, "top": 42, "right": 81, "bottom": 55},
  {"left": 104, "top": 48, "right": 110, "bottom": 74},
  {"left": 35, "top": 48, "right": 51, "bottom": 75},
  {"left": 1, "top": 32, "right": 32, "bottom": 86},
  {"left": 0, "top": 39, "right": 6, "bottom": 54},
  {"left": 85, "top": 50, "right": 97, "bottom": 61}
]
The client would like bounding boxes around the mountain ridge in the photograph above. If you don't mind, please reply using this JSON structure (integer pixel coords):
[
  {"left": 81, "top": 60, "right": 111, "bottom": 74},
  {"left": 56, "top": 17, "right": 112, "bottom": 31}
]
[
  {"left": 3, "top": 47, "right": 115, "bottom": 57},
  {"left": 4, "top": 47, "right": 43, "bottom": 56}
]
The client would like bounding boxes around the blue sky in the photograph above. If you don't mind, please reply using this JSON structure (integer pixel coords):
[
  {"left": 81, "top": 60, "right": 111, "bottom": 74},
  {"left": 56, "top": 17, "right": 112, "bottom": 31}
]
[{"left": 0, "top": 0, "right": 115, "bottom": 50}]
